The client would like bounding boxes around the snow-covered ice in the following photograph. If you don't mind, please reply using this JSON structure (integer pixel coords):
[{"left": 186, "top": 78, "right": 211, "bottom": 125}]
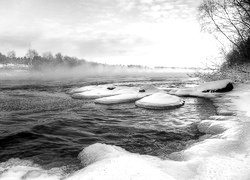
[
  {"left": 135, "top": 93, "right": 185, "bottom": 109},
  {"left": 94, "top": 93, "right": 149, "bottom": 104}
]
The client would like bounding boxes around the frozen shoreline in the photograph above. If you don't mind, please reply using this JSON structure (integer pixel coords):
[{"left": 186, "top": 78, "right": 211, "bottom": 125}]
[
  {"left": 182, "top": 83, "right": 250, "bottom": 179},
  {"left": 67, "top": 82, "right": 250, "bottom": 180},
  {"left": 1, "top": 82, "right": 250, "bottom": 180},
  {"left": 218, "top": 83, "right": 250, "bottom": 117}
]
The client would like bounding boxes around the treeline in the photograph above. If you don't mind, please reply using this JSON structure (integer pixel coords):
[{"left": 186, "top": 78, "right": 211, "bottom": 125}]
[
  {"left": 198, "top": 0, "right": 250, "bottom": 67},
  {"left": 0, "top": 49, "right": 87, "bottom": 70},
  {"left": 0, "top": 49, "right": 150, "bottom": 70}
]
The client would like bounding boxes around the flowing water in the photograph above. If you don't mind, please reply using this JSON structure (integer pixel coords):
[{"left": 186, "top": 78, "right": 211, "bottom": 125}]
[{"left": 0, "top": 75, "right": 217, "bottom": 174}]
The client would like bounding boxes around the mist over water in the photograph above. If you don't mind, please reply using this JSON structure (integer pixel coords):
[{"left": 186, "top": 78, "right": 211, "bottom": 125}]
[{"left": 0, "top": 63, "right": 192, "bottom": 81}]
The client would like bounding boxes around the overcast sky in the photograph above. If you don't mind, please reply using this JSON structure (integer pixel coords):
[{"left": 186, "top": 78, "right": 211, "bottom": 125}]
[{"left": 0, "top": 0, "right": 219, "bottom": 67}]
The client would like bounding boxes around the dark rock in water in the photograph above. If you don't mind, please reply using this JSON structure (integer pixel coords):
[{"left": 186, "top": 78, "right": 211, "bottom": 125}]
[
  {"left": 107, "top": 86, "right": 116, "bottom": 90},
  {"left": 139, "top": 89, "right": 146, "bottom": 92},
  {"left": 202, "top": 82, "right": 233, "bottom": 93}
]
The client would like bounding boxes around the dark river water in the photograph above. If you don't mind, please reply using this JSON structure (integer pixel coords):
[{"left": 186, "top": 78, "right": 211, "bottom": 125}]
[{"left": 0, "top": 75, "right": 217, "bottom": 171}]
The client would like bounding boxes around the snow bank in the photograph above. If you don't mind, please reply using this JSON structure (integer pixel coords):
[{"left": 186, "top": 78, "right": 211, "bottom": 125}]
[
  {"left": 182, "top": 118, "right": 250, "bottom": 180},
  {"left": 67, "top": 143, "right": 177, "bottom": 180},
  {"left": 170, "top": 79, "right": 233, "bottom": 97},
  {"left": 1, "top": 116, "right": 250, "bottom": 180},
  {"left": 225, "top": 84, "right": 250, "bottom": 116},
  {"left": 0, "top": 159, "right": 64, "bottom": 180}
]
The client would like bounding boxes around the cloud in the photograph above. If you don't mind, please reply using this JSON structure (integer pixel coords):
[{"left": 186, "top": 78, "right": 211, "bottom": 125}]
[{"left": 0, "top": 0, "right": 213, "bottom": 67}]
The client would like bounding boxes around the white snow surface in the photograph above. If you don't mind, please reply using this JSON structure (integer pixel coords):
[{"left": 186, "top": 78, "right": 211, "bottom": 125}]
[
  {"left": 170, "top": 79, "right": 233, "bottom": 97},
  {"left": 226, "top": 84, "right": 250, "bottom": 116},
  {"left": 71, "top": 86, "right": 138, "bottom": 99},
  {"left": 94, "top": 93, "right": 149, "bottom": 104},
  {"left": 71, "top": 84, "right": 162, "bottom": 99},
  {"left": 68, "top": 85, "right": 106, "bottom": 94},
  {"left": 135, "top": 93, "right": 184, "bottom": 109},
  {"left": 94, "top": 84, "right": 163, "bottom": 104}
]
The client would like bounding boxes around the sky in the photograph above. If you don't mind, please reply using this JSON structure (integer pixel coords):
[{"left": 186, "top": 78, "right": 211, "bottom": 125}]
[{"left": 0, "top": 0, "right": 220, "bottom": 67}]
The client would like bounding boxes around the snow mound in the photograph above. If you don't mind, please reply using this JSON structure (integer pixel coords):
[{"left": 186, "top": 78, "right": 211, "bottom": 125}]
[
  {"left": 68, "top": 143, "right": 181, "bottom": 180},
  {"left": 181, "top": 117, "right": 250, "bottom": 180},
  {"left": 135, "top": 93, "right": 185, "bottom": 109},
  {"left": 94, "top": 93, "right": 148, "bottom": 104},
  {"left": 170, "top": 79, "right": 233, "bottom": 97}
]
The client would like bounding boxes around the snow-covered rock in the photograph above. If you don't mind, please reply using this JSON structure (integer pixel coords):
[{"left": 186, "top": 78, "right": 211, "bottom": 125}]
[
  {"left": 135, "top": 93, "right": 185, "bottom": 110},
  {"left": 170, "top": 79, "right": 233, "bottom": 97}
]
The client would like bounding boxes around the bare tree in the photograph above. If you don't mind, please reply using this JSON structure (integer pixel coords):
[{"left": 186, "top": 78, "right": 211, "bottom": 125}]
[
  {"left": 55, "top": 52, "right": 64, "bottom": 65},
  {"left": 7, "top": 50, "right": 16, "bottom": 59},
  {"left": 25, "top": 49, "right": 39, "bottom": 65},
  {"left": 42, "top": 51, "right": 54, "bottom": 60},
  {"left": 198, "top": 0, "right": 250, "bottom": 56}
]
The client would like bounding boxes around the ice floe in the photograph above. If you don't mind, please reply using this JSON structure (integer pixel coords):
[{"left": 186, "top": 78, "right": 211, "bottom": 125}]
[
  {"left": 94, "top": 84, "right": 163, "bottom": 104},
  {"left": 135, "top": 93, "right": 185, "bottom": 109},
  {"left": 68, "top": 85, "right": 106, "bottom": 94},
  {"left": 94, "top": 93, "right": 149, "bottom": 104},
  {"left": 71, "top": 84, "right": 162, "bottom": 100},
  {"left": 71, "top": 86, "right": 138, "bottom": 99}
]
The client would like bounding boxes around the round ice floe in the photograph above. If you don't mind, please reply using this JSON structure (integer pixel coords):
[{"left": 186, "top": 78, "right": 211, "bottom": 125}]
[
  {"left": 94, "top": 93, "right": 149, "bottom": 104},
  {"left": 135, "top": 93, "right": 185, "bottom": 109}
]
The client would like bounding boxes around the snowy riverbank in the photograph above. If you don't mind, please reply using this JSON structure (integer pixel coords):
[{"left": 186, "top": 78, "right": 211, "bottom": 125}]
[
  {"left": 0, "top": 82, "right": 250, "bottom": 180},
  {"left": 218, "top": 83, "right": 250, "bottom": 116},
  {"left": 182, "top": 83, "right": 250, "bottom": 179},
  {"left": 68, "top": 82, "right": 250, "bottom": 180}
]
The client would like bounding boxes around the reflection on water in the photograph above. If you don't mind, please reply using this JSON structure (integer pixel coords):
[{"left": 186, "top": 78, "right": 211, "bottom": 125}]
[{"left": 0, "top": 77, "right": 216, "bottom": 170}]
